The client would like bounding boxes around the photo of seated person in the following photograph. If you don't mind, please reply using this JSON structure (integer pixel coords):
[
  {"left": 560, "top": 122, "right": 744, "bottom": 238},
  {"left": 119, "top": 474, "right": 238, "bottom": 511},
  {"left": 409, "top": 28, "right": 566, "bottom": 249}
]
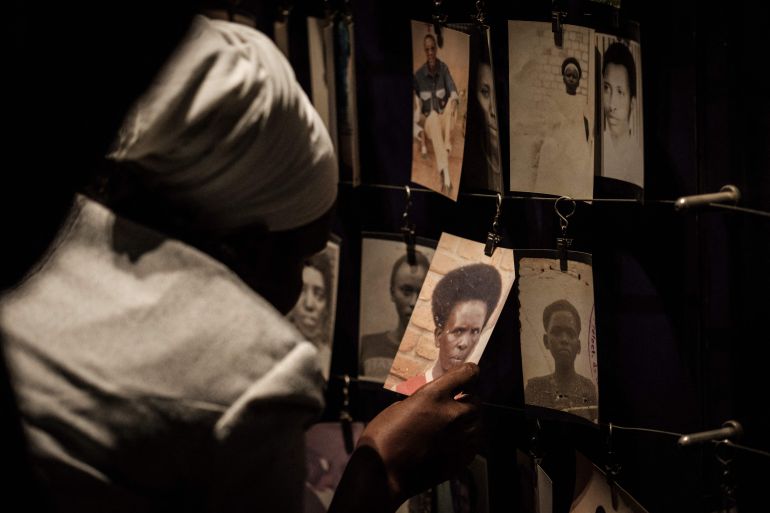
[
  {"left": 524, "top": 299, "right": 598, "bottom": 421},
  {"left": 395, "top": 263, "right": 502, "bottom": 396},
  {"left": 359, "top": 247, "right": 431, "bottom": 381}
]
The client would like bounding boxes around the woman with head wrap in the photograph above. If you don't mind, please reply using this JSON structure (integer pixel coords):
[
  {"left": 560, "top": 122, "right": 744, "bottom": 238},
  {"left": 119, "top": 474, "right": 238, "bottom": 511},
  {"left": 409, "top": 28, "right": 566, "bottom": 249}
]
[{"left": 2, "top": 4, "right": 482, "bottom": 513}]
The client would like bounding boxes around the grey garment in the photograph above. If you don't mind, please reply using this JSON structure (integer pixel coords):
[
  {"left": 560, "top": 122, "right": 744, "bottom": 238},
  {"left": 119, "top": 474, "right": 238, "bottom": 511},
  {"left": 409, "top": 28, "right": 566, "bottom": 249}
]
[
  {"left": 524, "top": 373, "right": 597, "bottom": 421},
  {"left": 359, "top": 331, "right": 400, "bottom": 380},
  {"left": 1, "top": 196, "right": 324, "bottom": 513},
  {"left": 414, "top": 59, "right": 458, "bottom": 116}
]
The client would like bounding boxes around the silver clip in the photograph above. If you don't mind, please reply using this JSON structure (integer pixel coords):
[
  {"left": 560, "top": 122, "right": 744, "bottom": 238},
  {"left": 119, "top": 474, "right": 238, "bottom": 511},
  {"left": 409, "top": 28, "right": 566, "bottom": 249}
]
[
  {"left": 674, "top": 185, "right": 741, "bottom": 211},
  {"left": 484, "top": 193, "right": 503, "bottom": 256},
  {"left": 605, "top": 423, "right": 621, "bottom": 510},
  {"left": 400, "top": 186, "right": 417, "bottom": 265},
  {"left": 340, "top": 374, "right": 355, "bottom": 454},
  {"left": 432, "top": 0, "right": 448, "bottom": 46},
  {"left": 474, "top": 0, "right": 486, "bottom": 25},
  {"left": 551, "top": 1, "right": 567, "bottom": 48},
  {"left": 555, "top": 196, "right": 575, "bottom": 272}
]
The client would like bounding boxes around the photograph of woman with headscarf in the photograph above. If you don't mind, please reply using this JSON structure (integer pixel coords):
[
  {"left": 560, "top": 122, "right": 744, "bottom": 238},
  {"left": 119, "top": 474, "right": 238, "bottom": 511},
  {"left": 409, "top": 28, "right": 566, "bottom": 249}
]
[{"left": 287, "top": 239, "right": 340, "bottom": 380}]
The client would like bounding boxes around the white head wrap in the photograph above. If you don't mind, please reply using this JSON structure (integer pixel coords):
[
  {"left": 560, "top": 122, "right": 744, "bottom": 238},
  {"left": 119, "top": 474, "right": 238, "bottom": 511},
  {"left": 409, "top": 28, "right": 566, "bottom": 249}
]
[{"left": 109, "top": 16, "right": 338, "bottom": 234}]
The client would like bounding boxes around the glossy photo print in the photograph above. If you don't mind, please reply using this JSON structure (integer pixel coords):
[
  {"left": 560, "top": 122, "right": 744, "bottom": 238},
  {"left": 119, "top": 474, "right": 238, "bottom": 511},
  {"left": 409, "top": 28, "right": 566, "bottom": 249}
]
[
  {"left": 508, "top": 21, "right": 595, "bottom": 199},
  {"left": 516, "top": 251, "right": 598, "bottom": 423},
  {"left": 411, "top": 21, "right": 470, "bottom": 201},
  {"left": 304, "top": 422, "right": 365, "bottom": 513},
  {"left": 359, "top": 235, "right": 436, "bottom": 382},
  {"left": 460, "top": 25, "right": 503, "bottom": 193},
  {"left": 597, "top": 34, "right": 644, "bottom": 190},
  {"left": 571, "top": 451, "right": 650, "bottom": 513},
  {"left": 287, "top": 239, "right": 341, "bottom": 380},
  {"left": 385, "top": 233, "right": 515, "bottom": 395}
]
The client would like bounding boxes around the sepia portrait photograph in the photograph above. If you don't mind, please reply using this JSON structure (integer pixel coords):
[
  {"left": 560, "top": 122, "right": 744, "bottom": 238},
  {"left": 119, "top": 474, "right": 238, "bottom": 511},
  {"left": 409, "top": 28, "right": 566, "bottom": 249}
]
[
  {"left": 597, "top": 34, "right": 644, "bottom": 190},
  {"left": 411, "top": 21, "right": 470, "bottom": 201},
  {"left": 571, "top": 451, "right": 650, "bottom": 513},
  {"left": 384, "top": 233, "right": 515, "bottom": 395},
  {"left": 304, "top": 422, "right": 365, "bottom": 513},
  {"left": 308, "top": 16, "right": 338, "bottom": 152},
  {"left": 516, "top": 251, "right": 599, "bottom": 422},
  {"left": 508, "top": 21, "right": 595, "bottom": 199},
  {"left": 460, "top": 25, "right": 503, "bottom": 193},
  {"left": 359, "top": 235, "right": 436, "bottom": 382},
  {"left": 287, "top": 238, "right": 340, "bottom": 380}
]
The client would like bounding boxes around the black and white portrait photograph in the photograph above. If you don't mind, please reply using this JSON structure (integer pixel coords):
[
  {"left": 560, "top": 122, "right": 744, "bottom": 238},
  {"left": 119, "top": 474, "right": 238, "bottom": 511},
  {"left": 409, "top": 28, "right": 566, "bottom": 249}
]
[
  {"left": 287, "top": 239, "right": 340, "bottom": 380},
  {"left": 411, "top": 21, "right": 470, "bottom": 201},
  {"left": 304, "top": 422, "right": 365, "bottom": 513},
  {"left": 460, "top": 26, "right": 503, "bottom": 193},
  {"left": 385, "top": 233, "right": 515, "bottom": 395},
  {"left": 516, "top": 252, "right": 599, "bottom": 422},
  {"left": 359, "top": 235, "right": 436, "bottom": 382},
  {"left": 598, "top": 34, "right": 644, "bottom": 190},
  {"left": 335, "top": 16, "right": 361, "bottom": 186},
  {"left": 308, "top": 16, "right": 338, "bottom": 152},
  {"left": 571, "top": 451, "right": 650, "bottom": 513},
  {"left": 508, "top": 21, "right": 595, "bottom": 199}
]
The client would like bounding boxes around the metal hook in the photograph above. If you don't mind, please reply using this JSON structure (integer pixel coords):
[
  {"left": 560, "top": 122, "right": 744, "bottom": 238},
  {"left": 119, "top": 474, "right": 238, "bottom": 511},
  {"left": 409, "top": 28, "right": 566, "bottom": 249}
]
[
  {"left": 555, "top": 196, "right": 576, "bottom": 233},
  {"left": 340, "top": 374, "right": 355, "bottom": 453},
  {"left": 474, "top": 0, "right": 486, "bottom": 25},
  {"left": 484, "top": 193, "right": 503, "bottom": 256}
]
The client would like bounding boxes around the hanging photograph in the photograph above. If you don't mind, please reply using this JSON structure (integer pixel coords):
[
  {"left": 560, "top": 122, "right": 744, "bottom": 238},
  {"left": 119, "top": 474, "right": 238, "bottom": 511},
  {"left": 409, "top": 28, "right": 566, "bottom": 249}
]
[
  {"left": 435, "top": 455, "right": 489, "bottom": 513},
  {"left": 597, "top": 34, "right": 644, "bottom": 190},
  {"left": 516, "top": 450, "right": 553, "bottom": 513},
  {"left": 308, "top": 16, "right": 339, "bottom": 152},
  {"left": 335, "top": 16, "right": 361, "bottom": 186},
  {"left": 508, "top": 21, "right": 595, "bottom": 199},
  {"left": 287, "top": 238, "right": 341, "bottom": 381},
  {"left": 571, "top": 451, "right": 650, "bottom": 513},
  {"left": 411, "top": 21, "right": 470, "bottom": 201},
  {"left": 516, "top": 251, "right": 599, "bottom": 423},
  {"left": 385, "top": 233, "right": 515, "bottom": 395},
  {"left": 460, "top": 25, "right": 503, "bottom": 193},
  {"left": 304, "top": 422, "right": 365, "bottom": 513},
  {"left": 359, "top": 234, "right": 437, "bottom": 382}
]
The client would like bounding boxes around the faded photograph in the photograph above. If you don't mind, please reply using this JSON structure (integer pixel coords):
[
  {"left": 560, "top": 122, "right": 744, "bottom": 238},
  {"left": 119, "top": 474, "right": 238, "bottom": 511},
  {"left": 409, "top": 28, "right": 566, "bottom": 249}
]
[
  {"left": 598, "top": 35, "right": 644, "bottom": 189},
  {"left": 508, "top": 21, "right": 595, "bottom": 199},
  {"left": 304, "top": 422, "right": 364, "bottom": 513},
  {"left": 517, "top": 253, "right": 598, "bottom": 422},
  {"left": 308, "top": 17, "right": 338, "bottom": 152},
  {"left": 335, "top": 17, "right": 361, "bottom": 186},
  {"left": 571, "top": 451, "right": 650, "bottom": 513},
  {"left": 411, "top": 22, "right": 470, "bottom": 200},
  {"left": 359, "top": 236, "right": 436, "bottom": 382},
  {"left": 287, "top": 239, "right": 340, "bottom": 380},
  {"left": 385, "top": 233, "right": 515, "bottom": 395},
  {"left": 461, "top": 26, "right": 503, "bottom": 193}
]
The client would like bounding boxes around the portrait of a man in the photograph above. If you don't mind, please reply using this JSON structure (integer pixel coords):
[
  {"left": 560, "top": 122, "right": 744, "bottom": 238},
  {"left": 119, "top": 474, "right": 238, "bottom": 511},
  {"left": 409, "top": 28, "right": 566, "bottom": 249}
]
[
  {"left": 359, "top": 241, "right": 432, "bottom": 381},
  {"left": 411, "top": 22, "right": 469, "bottom": 200},
  {"left": 599, "top": 37, "right": 644, "bottom": 188},
  {"left": 287, "top": 240, "right": 340, "bottom": 380},
  {"left": 385, "top": 233, "right": 515, "bottom": 395},
  {"left": 517, "top": 253, "right": 598, "bottom": 422}
]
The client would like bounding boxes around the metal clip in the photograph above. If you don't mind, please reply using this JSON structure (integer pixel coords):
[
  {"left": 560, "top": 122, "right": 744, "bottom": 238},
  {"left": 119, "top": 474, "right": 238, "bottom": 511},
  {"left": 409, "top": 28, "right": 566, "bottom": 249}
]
[
  {"left": 400, "top": 186, "right": 417, "bottom": 265},
  {"left": 473, "top": 0, "right": 486, "bottom": 25},
  {"left": 340, "top": 374, "right": 355, "bottom": 454},
  {"left": 432, "top": 0, "right": 448, "bottom": 46},
  {"left": 605, "top": 423, "right": 621, "bottom": 510},
  {"left": 551, "top": 1, "right": 567, "bottom": 48},
  {"left": 555, "top": 196, "right": 575, "bottom": 272},
  {"left": 674, "top": 185, "right": 741, "bottom": 211},
  {"left": 484, "top": 193, "right": 503, "bottom": 256},
  {"left": 529, "top": 418, "right": 543, "bottom": 466},
  {"left": 276, "top": 1, "right": 293, "bottom": 22}
]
